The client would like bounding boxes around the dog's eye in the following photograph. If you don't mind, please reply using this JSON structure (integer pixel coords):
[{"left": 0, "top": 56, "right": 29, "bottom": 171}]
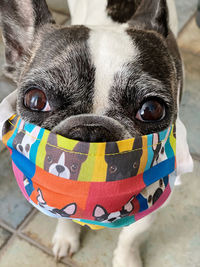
[
  {"left": 148, "top": 195, "right": 153, "bottom": 203},
  {"left": 70, "top": 164, "right": 78, "bottom": 173},
  {"left": 136, "top": 100, "right": 165, "bottom": 122},
  {"left": 25, "top": 144, "right": 30, "bottom": 152},
  {"left": 47, "top": 155, "right": 53, "bottom": 164},
  {"left": 24, "top": 89, "right": 51, "bottom": 111},
  {"left": 159, "top": 179, "right": 163, "bottom": 187},
  {"left": 109, "top": 165, "right": 118, "bottom": 174},
  {"left": 133, "top": 162, "right": 139, "bottom": 169}
]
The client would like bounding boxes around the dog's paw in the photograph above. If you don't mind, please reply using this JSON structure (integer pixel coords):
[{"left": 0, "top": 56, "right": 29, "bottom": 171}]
[
  {"left": 112, "top": 247, "right": 142, "bottom": 267},
  {"left": 52, "top": 219, "right": 81, "bottom": 260},
  {"left": 52, "top": 233, "right": 80, "bottom": 260}
]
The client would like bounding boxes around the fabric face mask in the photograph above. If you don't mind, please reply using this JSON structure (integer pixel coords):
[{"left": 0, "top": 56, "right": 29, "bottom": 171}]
[{"left": 1, "top": 112, "right": 177, "bottom": 230}]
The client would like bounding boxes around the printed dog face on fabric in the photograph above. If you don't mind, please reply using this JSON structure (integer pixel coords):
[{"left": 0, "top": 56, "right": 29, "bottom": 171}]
[
  {"left": 93, "top": 196, "right": 137, "bottom": 223},
  {"left": 151, "top": 127, "right": 171, "bottom": 167},
  {"left": 1, "top": 115, "right": 177, "bottom": 228},
  {"left": 44, "top": 133, "right": 89, "bottom": 180},
  {"left": 37, "top": 188, "right": 77, "bottom": 218},
  {"left": 105, "top": 136, "right": 143, "bottom": 181},
  {"left": 137, "top": 176, "right": 169, "bottom": 210},
  {"left": 12, "top": 120, "right": 41, "bottom": 159}
]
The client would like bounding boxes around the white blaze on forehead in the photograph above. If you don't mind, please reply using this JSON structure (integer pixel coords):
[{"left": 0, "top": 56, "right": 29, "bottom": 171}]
[{"left": 88, "top": 26, "right": 138, "bottom": 114}]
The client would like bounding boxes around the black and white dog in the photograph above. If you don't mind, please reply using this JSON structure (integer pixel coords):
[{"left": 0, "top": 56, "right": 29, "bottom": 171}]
[{"left": 0, "top": 0, "right": 193, "bottom": 266}]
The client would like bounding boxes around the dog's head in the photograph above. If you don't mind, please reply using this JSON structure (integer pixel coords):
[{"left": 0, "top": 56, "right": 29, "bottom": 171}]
[{"left": 0, "top": 0, "right": 182, "bottom": 142}]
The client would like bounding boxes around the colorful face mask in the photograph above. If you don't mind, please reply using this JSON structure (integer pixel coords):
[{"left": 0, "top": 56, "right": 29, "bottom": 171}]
[{"left": 1, "top": 113, "right": 177, "bottom": 229}]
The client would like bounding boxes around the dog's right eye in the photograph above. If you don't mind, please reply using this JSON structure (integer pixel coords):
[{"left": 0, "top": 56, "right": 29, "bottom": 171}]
[{"left": 24, "top": 89, "right": 51, "bottom": 111}]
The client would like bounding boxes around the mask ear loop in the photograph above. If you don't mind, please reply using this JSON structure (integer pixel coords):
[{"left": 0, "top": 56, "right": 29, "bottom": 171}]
[
  {"left": 0, "top": 90, "right": 17, "bottom": 140},
  {"left": 175, "top": 82, "right": 193, "bottom": 185}
]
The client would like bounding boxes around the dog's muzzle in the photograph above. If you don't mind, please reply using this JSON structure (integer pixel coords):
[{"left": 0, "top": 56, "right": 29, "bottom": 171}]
[{"left": 52, "top": 114, "right": 130, "bottom": 142}]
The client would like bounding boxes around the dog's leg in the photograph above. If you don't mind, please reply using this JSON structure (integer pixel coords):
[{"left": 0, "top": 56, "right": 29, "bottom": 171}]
[
  {"left": 52, "top": 219, "right": 81, "bottom": 259},
  {"left": 113, "top": 214, "right": 155, "bottom": 267}
]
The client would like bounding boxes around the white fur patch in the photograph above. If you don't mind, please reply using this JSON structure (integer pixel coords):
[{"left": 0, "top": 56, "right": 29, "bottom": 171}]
[{"left": 88, "top": 26, "right": 138, "bottom": 114}]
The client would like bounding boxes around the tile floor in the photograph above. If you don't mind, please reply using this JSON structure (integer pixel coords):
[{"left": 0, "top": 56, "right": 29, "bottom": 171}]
[{"left": 0, "top": 3, "right": 200, "bottom": 267}]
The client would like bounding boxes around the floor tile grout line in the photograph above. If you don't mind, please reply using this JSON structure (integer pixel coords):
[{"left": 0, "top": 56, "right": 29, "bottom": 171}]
[
  {"left": 0, "top": 232, "right": 17, "bottom": 261},
  {"left": 0, "top": 220, "right": 16, "bottom": 234},
  {"left": 0, "top": 216, "right": 79, "bottom": 266},
  {"left": 192, "top": 153, "right": 200, "bottom": 162},
  {"left": 17, "top": 208, "right": 37, "bottom": 231},
  {"left": 17, "top": 232, "right": 80, "bottom": 267},
  {"left": 178, "top": 12, "right": 197, "bottom": 38},
  {"left": 15, "top": 208, "right": 80, "bottom": 267}
]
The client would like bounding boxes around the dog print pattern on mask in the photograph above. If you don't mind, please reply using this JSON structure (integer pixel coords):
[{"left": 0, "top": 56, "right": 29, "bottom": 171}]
[
  {"left": 151, "top": 127, "right": 171, "bottom": 167},
  {"left": 12, "top": 124, "right": 41, "bottom": 159},
  {"left": 137, "top": 176, "right": 169, "bottom": 212},
  {"left": 93, "top": 196, "right": 135, "bottom": 223},
  {"left": 105, "top": 136, "right": 143, "bottom": 181},
  {"left": 44, "top": 133, "right": 90, "bottom": 180},
  {"left": 37, "top": 189, "right": 77, "bottom": 218},
  {"left": 1, "top": 115, "right": 176, "bottom": 228}
]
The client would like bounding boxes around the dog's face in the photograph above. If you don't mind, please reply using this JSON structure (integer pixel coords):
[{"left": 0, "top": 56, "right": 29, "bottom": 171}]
[
  {"left": 12, "top": 122, "right": 40, "bottom": 158},
  {"left": 44, "top": 133, "right": 89, "bottom": 180},
  {"left": 93, "top": 196, "right": 135, "bottom": 223},
  {"left": 0, "top": 0, "right": 182, "bottom": 142},
  {"left": 151, "top": 127, "right": 171, "bottom": 167},
  {"left": 140, "top": 177, "right": 168, "bottom": 208},
  {"left": 105, "top": 136, "right": 142, "bottom": 181}
]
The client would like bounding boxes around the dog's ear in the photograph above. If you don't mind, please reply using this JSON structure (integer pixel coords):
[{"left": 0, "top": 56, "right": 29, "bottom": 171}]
[
  {"left": 129, "top": 0, "right": 169, "bottom": 37},
  {"left": 0, "top": 0, "right": 55, "bottom": 81}
]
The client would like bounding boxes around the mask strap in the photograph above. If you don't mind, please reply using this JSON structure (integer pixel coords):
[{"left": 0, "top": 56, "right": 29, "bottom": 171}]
[{"left": 0, "top": 90, "right": 17, "bottom": 140}]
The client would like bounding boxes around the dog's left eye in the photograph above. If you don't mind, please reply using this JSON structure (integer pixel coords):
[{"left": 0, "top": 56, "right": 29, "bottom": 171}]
[{"left": 24, "top": 88, "right": 51, "bottom": 111}]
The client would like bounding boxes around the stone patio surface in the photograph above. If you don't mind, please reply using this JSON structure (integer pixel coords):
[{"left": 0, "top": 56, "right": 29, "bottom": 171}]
[{"left": 0, "top": 2, "right": 199, "bottom": 267}]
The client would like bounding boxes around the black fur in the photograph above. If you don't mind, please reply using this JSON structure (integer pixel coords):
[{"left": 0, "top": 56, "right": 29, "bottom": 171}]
[
  {"left": 106, "top": 0, "right": 141, "bottom": 23},
  {"left": 0, "top": 0, "right": 182, "bottom": 142}
]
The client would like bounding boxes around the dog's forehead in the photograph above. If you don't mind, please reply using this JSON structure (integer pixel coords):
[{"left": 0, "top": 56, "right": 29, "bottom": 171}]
[{"left": 88, "top": 26, "right": 138, "bottom": 114}]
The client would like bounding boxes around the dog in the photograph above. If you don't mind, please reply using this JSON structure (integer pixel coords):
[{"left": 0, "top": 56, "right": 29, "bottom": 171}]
[{"left": 0, "top": 0, "right": 193, "bottom": 266}]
